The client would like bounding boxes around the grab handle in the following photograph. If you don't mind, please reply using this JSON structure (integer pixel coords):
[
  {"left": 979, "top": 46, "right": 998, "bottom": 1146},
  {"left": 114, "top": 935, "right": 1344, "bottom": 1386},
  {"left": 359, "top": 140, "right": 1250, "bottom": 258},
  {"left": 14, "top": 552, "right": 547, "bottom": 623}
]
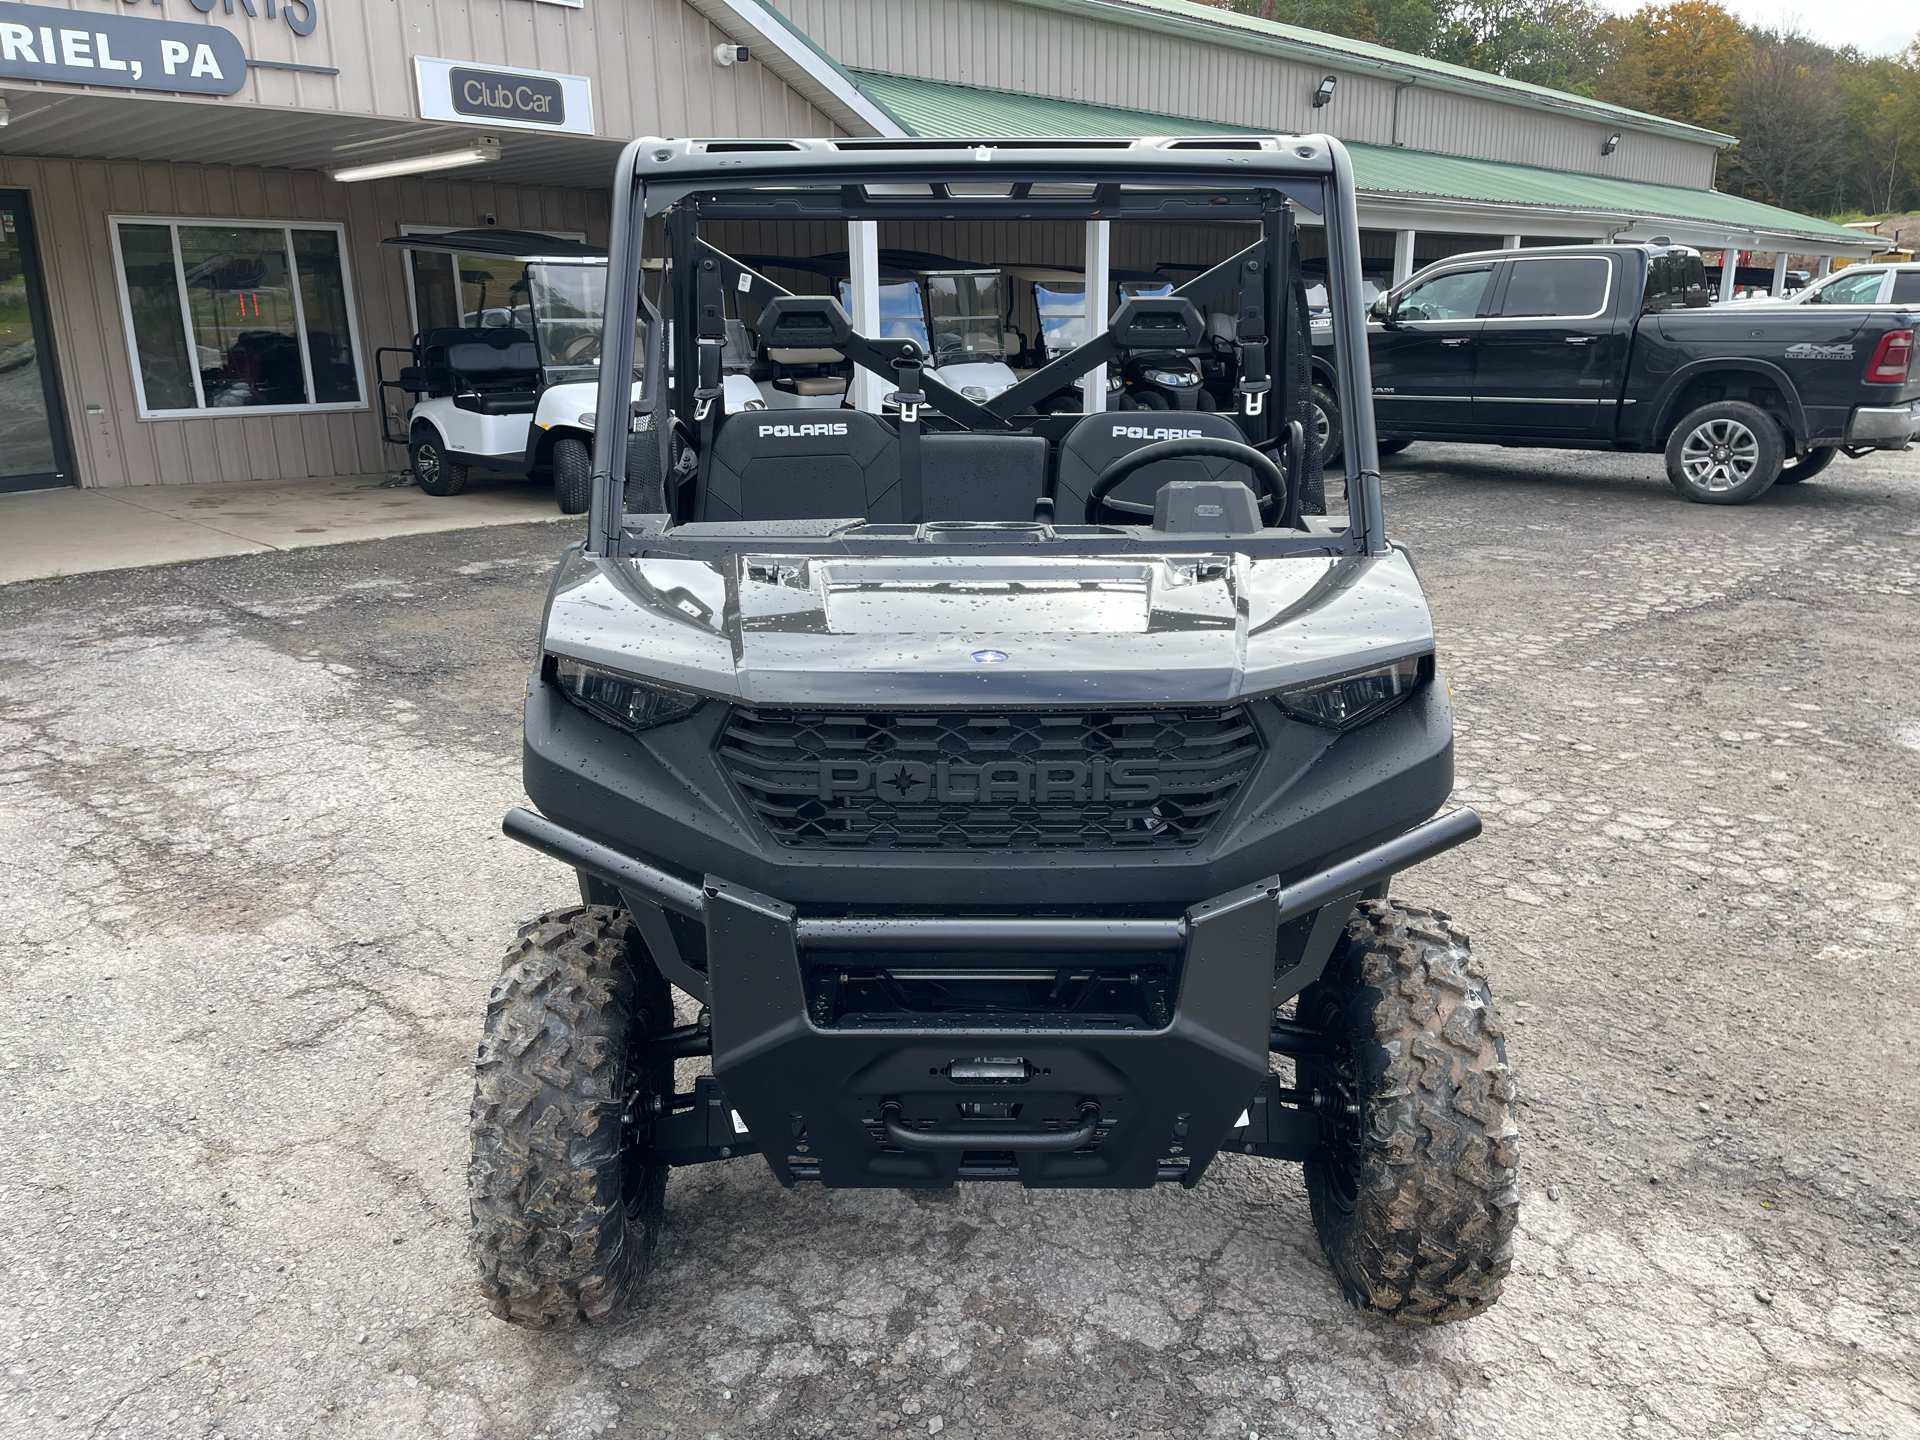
[{"left": 880, "top": 1100, "right": 1101, "bottom": 1153}]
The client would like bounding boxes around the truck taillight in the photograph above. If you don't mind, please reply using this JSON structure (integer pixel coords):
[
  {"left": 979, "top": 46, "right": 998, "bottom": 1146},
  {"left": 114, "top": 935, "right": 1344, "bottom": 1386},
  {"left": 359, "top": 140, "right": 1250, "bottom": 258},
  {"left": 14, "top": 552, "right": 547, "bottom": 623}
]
[{"left": 1864, "top": 329, "right": 1913, "bottom": 384}]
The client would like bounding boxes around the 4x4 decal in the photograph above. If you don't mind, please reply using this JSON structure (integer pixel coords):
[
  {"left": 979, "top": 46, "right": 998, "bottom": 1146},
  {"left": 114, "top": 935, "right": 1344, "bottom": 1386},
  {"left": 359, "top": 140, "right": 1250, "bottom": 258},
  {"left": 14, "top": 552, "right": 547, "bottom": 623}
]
[{"left": 1785, "top": 342, "right": 1854, "bottom": 360}]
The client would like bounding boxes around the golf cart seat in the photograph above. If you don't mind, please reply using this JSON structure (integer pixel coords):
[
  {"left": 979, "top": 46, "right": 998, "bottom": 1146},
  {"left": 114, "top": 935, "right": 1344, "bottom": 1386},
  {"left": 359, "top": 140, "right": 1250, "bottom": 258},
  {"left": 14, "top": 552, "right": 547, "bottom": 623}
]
[
  {"left": 1054, "top": 410, "right": 1256, "bottom": 520},
  {"left": 442, "top": 337, "right": 542, "bottom": 415},
  {"left": 767, "top": 347, "right": 847, "bottom": 397},
  {"left": 692, "top": 410, "right": 899, "bottom": 522}
]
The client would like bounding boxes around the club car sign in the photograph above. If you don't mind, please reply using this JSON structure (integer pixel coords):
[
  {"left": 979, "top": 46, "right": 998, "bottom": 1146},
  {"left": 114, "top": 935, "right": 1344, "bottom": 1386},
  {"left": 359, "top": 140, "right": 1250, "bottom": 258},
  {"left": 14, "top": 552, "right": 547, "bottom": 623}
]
[
  {"left": 0, "top": 2, "right": 247, "bottom": 94},
  {"left": 415, "top": 56, "right": 594, "bottom": 135}
]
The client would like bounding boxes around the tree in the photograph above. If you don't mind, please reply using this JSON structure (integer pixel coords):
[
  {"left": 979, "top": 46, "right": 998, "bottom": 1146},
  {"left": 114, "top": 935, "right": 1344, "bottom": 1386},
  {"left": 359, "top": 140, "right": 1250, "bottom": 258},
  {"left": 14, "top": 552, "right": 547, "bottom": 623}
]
[
  {"left": 1722, "top": 29, "right": 1846, "bottom": 212},
  {"left": 1592, "top": 0, "right": 1750, "bottom": 132},
  {"left": 1431, "top": 0, "right": 1611, "bottom": 90}
]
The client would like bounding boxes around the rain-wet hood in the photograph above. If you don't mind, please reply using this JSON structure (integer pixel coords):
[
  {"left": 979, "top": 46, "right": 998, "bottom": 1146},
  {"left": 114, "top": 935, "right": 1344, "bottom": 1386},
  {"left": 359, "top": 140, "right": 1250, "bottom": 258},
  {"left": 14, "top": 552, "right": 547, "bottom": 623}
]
[{"left": 541, "top": 539, "right": 1433, "bottom": 708}]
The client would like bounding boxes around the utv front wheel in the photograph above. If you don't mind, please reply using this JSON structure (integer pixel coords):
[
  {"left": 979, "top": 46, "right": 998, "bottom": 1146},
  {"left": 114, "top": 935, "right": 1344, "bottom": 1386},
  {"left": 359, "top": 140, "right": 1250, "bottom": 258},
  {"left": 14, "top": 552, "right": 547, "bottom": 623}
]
[
  {"left": 469, "top": 905, "right": 673, "bottom": 1327},
  {"left": 552, "top": 435, "right": 593, "bottom": 515},
  {"left": 1297, "top": 900, "right": 1518, "bottom": 1325}
]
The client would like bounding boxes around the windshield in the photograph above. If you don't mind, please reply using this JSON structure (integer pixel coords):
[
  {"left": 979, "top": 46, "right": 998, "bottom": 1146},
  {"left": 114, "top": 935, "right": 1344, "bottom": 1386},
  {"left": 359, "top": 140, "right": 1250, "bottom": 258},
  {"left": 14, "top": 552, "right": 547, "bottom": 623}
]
[
  {"left": 527, "top": 263, "right": 644, "bottom": 385},
  {"left": 1034, "top": 280, "right": 1088, "bottom": 357},
  {"left": 838, "top": 278, "right": 932, "bottom": 352},
  {"left": 925, "top": 271, "right": 1006, "bottom": 362}
]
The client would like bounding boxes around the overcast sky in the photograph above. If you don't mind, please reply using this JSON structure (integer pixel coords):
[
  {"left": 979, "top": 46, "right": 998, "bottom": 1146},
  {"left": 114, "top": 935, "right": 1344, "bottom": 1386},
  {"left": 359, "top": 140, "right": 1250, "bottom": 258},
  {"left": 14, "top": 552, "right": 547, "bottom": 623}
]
[{"left": 1586, "top": 0, "right": 1918, "bottom": 58}]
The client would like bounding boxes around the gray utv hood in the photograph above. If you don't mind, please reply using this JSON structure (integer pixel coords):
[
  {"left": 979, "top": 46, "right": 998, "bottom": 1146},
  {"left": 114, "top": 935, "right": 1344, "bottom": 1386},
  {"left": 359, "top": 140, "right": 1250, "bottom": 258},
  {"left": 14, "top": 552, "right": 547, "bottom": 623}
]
[{"left": 542, "top": 547, "right": 1434, "bottom": 706}]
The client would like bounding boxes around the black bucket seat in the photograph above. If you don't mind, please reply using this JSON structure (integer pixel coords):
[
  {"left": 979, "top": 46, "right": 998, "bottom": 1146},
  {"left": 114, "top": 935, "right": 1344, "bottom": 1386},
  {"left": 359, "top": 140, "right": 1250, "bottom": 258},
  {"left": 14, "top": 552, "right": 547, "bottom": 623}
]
[
  {"left": 1053, "top": 411, "right": 1255, "bottom": 520},
  {"left": 691, "top": 411, "right": 899, "bottom": 522}
]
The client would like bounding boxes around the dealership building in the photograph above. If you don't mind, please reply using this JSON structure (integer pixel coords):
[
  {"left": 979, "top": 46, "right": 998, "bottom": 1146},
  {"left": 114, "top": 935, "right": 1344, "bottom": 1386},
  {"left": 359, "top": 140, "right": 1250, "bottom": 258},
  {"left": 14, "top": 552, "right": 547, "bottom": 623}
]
[{"left": 0, "top": 0, "right": 1877, "bottom": 494}]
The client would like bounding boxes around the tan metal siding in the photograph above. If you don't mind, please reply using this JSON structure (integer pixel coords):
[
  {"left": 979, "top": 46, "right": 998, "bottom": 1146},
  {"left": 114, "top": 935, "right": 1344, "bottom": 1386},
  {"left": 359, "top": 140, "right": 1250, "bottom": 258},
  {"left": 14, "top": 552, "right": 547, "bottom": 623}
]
[
  {"left": 1397, "top": 90, "right": 1718, "bottom": 189},
  {"left": 5, "top": 0, "right": 845, "bottom": 140},
  {"left": 774, "top": 0, "right": 1719, "bottom": 189},
  {"left": 0, "top": 153, "right": 607, "bottom": 489}
]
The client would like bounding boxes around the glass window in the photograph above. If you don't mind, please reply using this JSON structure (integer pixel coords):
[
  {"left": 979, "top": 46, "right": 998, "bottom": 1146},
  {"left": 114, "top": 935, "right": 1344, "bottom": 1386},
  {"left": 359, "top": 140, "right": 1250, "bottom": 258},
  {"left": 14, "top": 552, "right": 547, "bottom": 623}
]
[
  {"left": 113, "top": 218, "right": 363, "bottom": 415},
  {"left": 1888, "top": 271, "right": 1919, "bottom": 304},
  {"left": 1805, "top": 269, "right": 1885, "bottom": 305},
  {"left": 1643, "top": 253, "right": 1710, "bottom": 312},
  {"left": 1499, "top": 257, "right": 1611, "bottom": 318},
  {"left": 407, "top": 248, "right": 534, "bottom": 338},
  {"left": 115, "top": 224, "right": 197, "bottom": 412},
  {"left": 1393, "top": 267, "right": 1490, "bottom": 322}
]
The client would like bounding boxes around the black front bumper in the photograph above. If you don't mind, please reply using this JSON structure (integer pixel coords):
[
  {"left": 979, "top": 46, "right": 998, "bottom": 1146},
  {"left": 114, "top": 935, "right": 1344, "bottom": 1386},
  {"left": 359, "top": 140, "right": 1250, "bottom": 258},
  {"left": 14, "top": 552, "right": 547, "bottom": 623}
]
[{"left": 506, "top": 805, "right": 1480, "bottom": 1190}]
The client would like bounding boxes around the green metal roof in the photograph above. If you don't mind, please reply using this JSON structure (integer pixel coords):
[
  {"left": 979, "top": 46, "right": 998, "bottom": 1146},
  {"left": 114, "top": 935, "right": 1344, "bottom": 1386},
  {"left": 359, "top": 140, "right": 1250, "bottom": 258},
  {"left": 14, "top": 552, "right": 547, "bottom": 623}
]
[
  {"left": 1024, "top": 0, "right": 1736, "bottom": 147},
  {"left": 851, "top": 71, "right": 1867, "bottom": 248}
]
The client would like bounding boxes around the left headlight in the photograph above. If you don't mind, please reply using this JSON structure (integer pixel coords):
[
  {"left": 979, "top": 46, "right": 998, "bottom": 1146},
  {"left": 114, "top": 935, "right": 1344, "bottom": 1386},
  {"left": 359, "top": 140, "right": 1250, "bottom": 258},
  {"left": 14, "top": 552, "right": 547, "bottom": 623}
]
[
  {"left": 1277, "top": 654, "right": 1431, "bottom": 730},
  {"left": 548, "top": 655, "right": 705, "bottom": 734},
  {"left": 577, "top": 411, "right": 597, "bottom": 429}
]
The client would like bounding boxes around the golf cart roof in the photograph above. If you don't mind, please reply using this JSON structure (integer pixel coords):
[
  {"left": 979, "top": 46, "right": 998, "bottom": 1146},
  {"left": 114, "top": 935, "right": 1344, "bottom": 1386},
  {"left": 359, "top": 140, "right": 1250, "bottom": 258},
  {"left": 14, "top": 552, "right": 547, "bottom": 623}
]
[{"left": 379, "top": 229, "right": 606, "bottom": 262}]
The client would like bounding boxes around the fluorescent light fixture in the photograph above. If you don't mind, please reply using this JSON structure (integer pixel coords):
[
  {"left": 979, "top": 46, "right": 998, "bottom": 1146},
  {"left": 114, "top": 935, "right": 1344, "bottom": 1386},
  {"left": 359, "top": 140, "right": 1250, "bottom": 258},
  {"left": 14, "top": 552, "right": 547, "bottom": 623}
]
[
  {"left": 0, "top": 97, "right": 10, "bottom": 128},
  {"left": 329, "top": 137, "right": 500, "bottom": 183}
]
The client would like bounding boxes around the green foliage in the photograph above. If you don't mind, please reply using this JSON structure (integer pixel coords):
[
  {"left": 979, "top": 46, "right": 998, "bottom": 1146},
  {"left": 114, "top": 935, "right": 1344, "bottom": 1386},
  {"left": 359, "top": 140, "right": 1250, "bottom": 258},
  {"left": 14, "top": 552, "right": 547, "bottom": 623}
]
[{"left": 1203, "top": 0, "right": 1920, "bottom": 214}]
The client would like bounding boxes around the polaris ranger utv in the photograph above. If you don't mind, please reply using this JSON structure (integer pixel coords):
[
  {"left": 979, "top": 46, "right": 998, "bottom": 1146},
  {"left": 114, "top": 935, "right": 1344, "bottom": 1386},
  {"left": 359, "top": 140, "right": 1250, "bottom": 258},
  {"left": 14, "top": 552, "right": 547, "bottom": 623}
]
[{"left": 474, "top": 135, "right": 1517, "bottom": 1330}]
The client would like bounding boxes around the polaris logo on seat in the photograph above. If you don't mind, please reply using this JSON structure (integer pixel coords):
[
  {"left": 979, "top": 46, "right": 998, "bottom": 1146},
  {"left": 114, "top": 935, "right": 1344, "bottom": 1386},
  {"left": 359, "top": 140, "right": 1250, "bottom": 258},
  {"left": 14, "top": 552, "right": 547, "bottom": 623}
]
[
  {"left": 818, "top": 758, "right": 1162, "bottom": 804},
  {"left": 759, "top": 421, "right": 850, "bottom": 437},
  {"left": 1112, "top": 425, "right": 1204, "bottom": 441}
]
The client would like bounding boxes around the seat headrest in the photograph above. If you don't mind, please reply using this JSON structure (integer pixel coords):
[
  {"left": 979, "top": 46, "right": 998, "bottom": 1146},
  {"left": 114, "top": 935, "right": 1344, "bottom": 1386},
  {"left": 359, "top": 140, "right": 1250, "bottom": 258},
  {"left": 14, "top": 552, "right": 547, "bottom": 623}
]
[
  {"left": 1111, "top": 296, "right": 1206, "bottom": 350},
  {"left": 446, "top": 341, "right": 539, "bottom": 373},
  {"left": 760, "top": 295, "right": 854, "bottom": 351}
]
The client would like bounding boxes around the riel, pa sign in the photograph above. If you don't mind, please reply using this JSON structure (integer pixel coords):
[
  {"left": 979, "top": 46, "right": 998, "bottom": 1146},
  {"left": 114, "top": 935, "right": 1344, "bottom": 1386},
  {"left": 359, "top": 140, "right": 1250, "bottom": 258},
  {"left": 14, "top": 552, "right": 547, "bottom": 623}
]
[{"left": 0, "top": 2, "right": 249, "bottom": 95}]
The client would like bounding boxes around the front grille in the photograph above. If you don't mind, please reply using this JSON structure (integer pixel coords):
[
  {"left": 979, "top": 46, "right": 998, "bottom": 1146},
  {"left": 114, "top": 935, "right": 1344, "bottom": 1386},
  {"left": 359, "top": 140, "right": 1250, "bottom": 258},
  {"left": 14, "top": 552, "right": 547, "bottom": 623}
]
[{"left": 718, "top": 705, "right": 1262, "bottom": 850}]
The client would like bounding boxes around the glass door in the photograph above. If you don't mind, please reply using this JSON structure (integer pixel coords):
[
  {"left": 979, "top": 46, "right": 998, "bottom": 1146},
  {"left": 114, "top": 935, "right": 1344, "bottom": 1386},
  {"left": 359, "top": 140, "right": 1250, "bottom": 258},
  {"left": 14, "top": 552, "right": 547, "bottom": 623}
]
[{"left": 0, "top": 192, "right": 74, "bottom": 492}]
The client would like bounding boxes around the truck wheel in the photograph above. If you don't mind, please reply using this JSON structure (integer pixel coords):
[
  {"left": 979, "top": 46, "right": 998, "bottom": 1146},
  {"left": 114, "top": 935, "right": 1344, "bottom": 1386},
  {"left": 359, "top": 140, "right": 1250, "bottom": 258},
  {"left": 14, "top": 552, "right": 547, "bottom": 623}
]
[
  {"left": 469, "top": 905, "right": 673, "bottom": 1328},
  {"left": 1772, "top": 447, "right": 1837, "bottom": 485},
  {"left": 411, "top": 429, "right": 469, "bottom": 497},
  {"left": 1296, "top": 900, "right": 1518, "bottom": 1325},
  {"left": 1664, "top": 401, "right": 1783, "bottom": 504},
  {"left": 552, "top": 436, "right": 593, "bottom": 515},
  {"left": 1310, "top": 384, "right": 1343, "bottom": 468}
]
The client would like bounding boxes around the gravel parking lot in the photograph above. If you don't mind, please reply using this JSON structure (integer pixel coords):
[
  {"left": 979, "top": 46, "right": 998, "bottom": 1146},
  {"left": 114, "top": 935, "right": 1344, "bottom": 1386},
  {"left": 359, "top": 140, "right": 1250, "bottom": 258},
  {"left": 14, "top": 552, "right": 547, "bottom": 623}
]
[{"left": 3, "top": 444, "right": 1917, "bottom": 1440}]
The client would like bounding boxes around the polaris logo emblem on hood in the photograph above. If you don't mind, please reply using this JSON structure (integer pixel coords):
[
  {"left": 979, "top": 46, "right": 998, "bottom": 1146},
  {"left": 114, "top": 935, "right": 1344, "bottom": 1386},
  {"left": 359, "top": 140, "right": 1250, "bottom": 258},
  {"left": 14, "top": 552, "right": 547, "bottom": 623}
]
[
  {"left": 819, "top": 758, "right": 1162, "bottom": 804},
  {"left": 971, "top": 649, "right": 1008, "bottom": 663},
  {"left": 1112, "top": 425, "right": 1204, "bottom": 441},
  {"left": 758, "top": 421, "right": 850, "bottom": 437},
  {"left": 1785, "top": 342, "right": 1853, "bottom": 360}
]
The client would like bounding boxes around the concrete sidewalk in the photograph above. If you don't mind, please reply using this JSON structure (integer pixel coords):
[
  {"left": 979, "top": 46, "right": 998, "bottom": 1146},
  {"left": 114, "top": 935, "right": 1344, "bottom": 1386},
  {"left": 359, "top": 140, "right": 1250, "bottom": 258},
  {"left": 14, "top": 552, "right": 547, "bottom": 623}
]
[{"left": 0, "top": 473, "right": 572, "bottom": 585}]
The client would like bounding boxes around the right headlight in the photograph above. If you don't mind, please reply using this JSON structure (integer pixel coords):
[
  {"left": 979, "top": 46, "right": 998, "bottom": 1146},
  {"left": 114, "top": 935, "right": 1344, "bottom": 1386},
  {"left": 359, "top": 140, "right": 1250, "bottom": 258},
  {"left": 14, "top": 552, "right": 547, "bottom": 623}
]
[
  {"left": 1276, "top": 654, "right": 1431, "bottom": 730},
  {"left": 548, "top": 655, "right": 706, "bottom": 734}
]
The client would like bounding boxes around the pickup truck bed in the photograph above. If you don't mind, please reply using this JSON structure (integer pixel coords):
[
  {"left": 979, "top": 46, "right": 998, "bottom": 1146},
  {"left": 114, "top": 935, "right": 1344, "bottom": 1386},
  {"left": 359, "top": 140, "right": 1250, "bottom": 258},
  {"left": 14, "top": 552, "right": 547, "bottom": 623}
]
[{"left": 1312, "top": 242, "right": 1919, "bottom": 503}]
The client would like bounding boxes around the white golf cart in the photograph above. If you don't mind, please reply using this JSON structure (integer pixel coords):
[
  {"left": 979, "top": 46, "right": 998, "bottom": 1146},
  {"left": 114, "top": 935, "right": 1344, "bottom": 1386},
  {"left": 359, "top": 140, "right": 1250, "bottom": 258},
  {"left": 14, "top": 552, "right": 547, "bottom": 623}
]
[{"left": 378, "top": 230, "right": 776, "bottom": 513}]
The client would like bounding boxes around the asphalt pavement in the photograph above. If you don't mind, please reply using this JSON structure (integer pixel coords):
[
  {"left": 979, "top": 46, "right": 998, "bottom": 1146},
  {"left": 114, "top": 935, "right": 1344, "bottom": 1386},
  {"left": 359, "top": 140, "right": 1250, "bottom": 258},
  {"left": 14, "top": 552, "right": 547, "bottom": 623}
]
[{"left": 2, "top": 444, "right": 1916, "bottom": 1440}]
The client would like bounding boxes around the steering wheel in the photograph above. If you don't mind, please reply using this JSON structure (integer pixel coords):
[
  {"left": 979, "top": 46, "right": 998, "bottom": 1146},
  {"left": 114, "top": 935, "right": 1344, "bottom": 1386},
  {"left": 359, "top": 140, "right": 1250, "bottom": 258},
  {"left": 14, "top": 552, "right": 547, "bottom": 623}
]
[{"left": 1083, "top": 437, "right": 1288, "bottom": 525}]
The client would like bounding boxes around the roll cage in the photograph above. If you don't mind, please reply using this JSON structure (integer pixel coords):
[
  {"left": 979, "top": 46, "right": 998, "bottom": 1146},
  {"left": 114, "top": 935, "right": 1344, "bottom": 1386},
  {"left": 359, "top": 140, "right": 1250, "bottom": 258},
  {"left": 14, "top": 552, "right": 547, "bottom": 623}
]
[{"left": 587, "top": 135, "right": 1385, "bottom": 560}]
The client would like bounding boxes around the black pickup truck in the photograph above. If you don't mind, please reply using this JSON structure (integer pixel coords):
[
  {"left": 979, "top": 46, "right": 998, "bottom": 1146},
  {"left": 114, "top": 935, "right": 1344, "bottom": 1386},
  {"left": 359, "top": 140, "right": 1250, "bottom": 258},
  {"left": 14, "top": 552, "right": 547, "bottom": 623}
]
[{"left": 1309, "top": 243, "right": 1920, "bottom": 503}]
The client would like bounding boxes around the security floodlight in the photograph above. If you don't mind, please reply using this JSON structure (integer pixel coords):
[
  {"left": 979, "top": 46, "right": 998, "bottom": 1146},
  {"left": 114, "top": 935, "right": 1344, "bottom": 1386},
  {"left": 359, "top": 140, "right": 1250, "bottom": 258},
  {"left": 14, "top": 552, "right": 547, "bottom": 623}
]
[
  {"left": 1601, "top": 133, "right": 1621, "bottom": 156},
  {"left": 1312, "top": 75, "right": 1338, "bottom": 108}
]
